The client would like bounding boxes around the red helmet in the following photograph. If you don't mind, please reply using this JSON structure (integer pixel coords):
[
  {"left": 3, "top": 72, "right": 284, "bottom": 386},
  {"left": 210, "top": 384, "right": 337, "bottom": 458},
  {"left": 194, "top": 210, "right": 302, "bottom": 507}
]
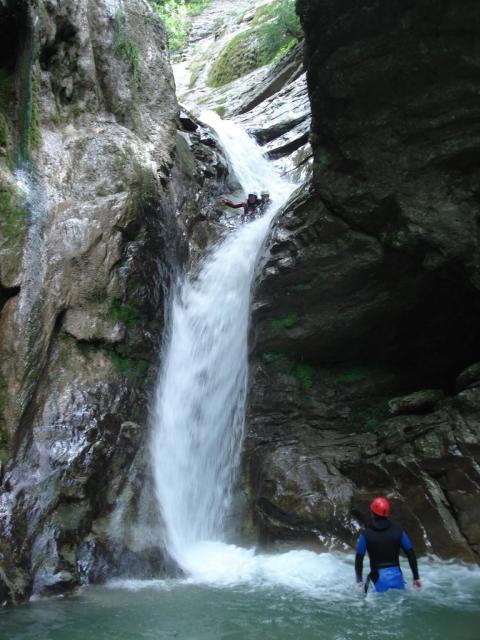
[{"left": 370, "top": 496, "right": 390, "bottom": 517}]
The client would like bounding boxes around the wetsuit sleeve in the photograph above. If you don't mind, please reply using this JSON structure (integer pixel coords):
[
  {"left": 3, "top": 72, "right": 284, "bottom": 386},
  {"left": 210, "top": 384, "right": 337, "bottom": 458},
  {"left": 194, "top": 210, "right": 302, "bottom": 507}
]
[
  {"left": 224, "top": 201, "right": 244, "bottom": 209},
  {"left": 401, "top": 531, "right": 420, "bottom": 580},
  {"left": 355, "top": 533, "right": 366, "bottom": 582}
]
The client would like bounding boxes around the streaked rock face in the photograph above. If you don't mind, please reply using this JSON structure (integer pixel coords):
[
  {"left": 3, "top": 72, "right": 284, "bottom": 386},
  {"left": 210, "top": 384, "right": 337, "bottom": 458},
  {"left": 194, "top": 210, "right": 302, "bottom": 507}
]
[
  {"left": 0, "top": 0, "right": 229, "bottom": 604},
  {"left": 246, "top": 0, "right": 480, "bottom": 561}
]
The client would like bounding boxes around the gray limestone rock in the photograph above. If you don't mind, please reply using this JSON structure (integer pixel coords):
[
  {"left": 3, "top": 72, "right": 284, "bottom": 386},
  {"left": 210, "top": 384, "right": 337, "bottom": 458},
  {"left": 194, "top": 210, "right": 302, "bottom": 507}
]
[{"left": 0, "top": 0, "right": 230, "bottom": 604}]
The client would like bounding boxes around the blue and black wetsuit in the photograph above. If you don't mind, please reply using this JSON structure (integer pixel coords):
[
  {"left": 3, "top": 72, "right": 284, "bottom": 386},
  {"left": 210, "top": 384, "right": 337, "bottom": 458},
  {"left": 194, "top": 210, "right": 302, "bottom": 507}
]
[{"left": 355, "top": 517, "right": 419, "bottom": 592}]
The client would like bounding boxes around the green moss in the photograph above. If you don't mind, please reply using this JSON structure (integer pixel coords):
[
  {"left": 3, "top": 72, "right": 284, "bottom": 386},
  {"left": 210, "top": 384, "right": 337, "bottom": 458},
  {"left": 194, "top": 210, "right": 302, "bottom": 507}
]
[
  {"left": 0, "top": 184, "right": 27, "bottom": 245},
  {"left": 262, "top": 351, "right": 291, "bottom": 368},
  {"left": 293, "top": 363, "right": 316, "bottom": 391},
  {"left": 207, "top": 30, "right": 258, "bottom": 88},
  {"left": 360, "top": 399, "right": 390, "bottom": 432},
  {"left": 110, "top": 350, "right": 149, "bottom": 380},
  {"left": 262, "top": 352, "right": 317, "bottom": 393},
  {"left": 140, "top": 181, "right": 154, "bottom": 207},
  {"left": 109, "top": 298, "right": 142, "bottom": 328},
  {"left": 268, "top": 311, "right": 298, "bottom": 333},
  {"left": 0, "top": 114, "right": 9, "bottom": 149},
  {"left": 333, "top": 367, "right": 372, "bottom": 385},
  {"left": 29, "top": 68, "right": 41, "bottom": 149},
  {"left": 114, "top": 11, "right": 142, "bottom": 94},
  {"left": 0, "top": 70, "right": 14, "bottom": 163},
  {"left": 262, "top": 354, "right": 381, "bottom": 395},
  {"left": 129, "top": 158, "right": 156, "bottom": 208}
]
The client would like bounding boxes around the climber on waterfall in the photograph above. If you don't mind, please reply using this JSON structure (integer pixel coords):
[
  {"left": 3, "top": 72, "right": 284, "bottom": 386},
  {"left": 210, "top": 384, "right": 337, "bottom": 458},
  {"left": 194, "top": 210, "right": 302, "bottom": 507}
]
[
  {"left": 259, "top": 190, "right": 272, "bottom": 214},
  {"left": 355, "top": 496, "right": 422, "bottom": 593},
  {"left": 221, "top": 192, "right": 261, "bottom": 223}
]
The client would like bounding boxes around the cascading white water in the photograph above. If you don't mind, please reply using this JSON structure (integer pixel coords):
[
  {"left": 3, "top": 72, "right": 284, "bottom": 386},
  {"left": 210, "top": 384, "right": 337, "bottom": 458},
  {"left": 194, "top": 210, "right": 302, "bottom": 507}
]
[{"left": 151, "top": 112, "right": 295, "bottom": 569}]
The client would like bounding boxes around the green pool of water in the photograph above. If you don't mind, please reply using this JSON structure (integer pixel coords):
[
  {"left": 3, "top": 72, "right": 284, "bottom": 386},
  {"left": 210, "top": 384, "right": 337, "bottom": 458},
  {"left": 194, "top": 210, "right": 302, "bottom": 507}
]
[{"left": 1, "top": 554, "right": 479, "bottom": 640}]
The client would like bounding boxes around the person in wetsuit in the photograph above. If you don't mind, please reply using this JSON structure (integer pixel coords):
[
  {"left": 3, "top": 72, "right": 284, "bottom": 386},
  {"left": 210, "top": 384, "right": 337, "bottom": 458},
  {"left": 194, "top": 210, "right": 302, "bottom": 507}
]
[
  {"left": 259, "top": 190, "right": 272, "bottom": 214},
  {"left": 221, "top": 192, "right": 261, "bottom": 223},
  {"left": 355, "top": 496, "right": 422, "bottom": 593}
]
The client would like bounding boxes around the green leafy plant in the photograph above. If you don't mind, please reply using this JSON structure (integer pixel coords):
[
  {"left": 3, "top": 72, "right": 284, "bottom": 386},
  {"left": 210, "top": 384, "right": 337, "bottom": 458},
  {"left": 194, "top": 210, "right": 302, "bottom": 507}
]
[
  {"left": 149, "top": 0, "right": 211, "bottom": 51},
  {"left": 268, "top": 311, "right": 298, "bottom": 333},
  {"left": 253, "top": 0, "right": 302, "bottom": 64}
]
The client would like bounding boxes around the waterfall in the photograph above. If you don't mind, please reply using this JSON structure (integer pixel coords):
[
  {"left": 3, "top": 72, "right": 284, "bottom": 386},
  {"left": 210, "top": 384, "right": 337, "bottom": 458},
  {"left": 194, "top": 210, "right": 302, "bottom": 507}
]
[{"left": 151, "top": 113, "right": 295, "bottom": 570}]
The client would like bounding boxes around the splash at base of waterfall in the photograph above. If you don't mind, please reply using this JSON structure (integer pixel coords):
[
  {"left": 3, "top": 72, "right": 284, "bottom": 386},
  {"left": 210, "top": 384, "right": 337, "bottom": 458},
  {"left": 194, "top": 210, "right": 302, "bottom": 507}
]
[{"left": 106, "top": 546, "right": 479, "bottom": 608}]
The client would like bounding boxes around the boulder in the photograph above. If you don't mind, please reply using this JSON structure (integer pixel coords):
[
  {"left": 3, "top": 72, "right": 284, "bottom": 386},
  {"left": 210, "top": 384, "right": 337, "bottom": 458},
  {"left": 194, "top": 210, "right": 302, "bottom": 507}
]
[
  {"left": 387, "top": 390, "right": 444, "bottom": 417},
  {"left": 456, "top": 362, "right": 480, "bottom": 392}
]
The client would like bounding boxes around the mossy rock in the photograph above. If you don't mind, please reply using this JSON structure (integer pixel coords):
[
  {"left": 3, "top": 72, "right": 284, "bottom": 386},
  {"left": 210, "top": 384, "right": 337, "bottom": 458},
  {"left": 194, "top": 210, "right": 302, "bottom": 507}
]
[
  {"left": 207, "top": 0, "right": 302, "bottom": 87},
  {"left": 207, "top": 29, "right": 262, "bottom": 88},
  {"left": 0, "top": 179, "right": 27, "bottom": 247}
]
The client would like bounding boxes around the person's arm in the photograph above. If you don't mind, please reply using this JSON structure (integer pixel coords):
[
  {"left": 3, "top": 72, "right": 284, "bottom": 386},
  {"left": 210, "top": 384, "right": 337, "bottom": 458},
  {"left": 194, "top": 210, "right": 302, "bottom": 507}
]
[
  {"left": 355, "top": 533, "right": 366, "bottom": 583},
  {"left": 221, "top": 199, "right": 244, "bottom": 209},
  {"left": 401, "top": 531, "right": 421, "bottom": 587}
]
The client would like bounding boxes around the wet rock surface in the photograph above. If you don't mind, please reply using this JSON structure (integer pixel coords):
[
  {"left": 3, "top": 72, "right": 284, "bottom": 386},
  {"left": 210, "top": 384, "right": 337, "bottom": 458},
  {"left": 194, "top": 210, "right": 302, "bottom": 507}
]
[
  {"left": 245, "top": 0, "right": 480, "bottom": 561},
  {"left": 0, "top": 0, "right": 229, "bottom": 604},
  {"left": 172, "top": 4, "right": 312, "bottom": 184}
]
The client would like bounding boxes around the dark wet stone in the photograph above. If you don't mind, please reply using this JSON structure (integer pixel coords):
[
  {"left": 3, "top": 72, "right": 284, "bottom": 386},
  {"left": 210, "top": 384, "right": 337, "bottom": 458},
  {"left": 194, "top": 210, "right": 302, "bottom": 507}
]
[
  {"left": 456, "top": 361, "right": 480, "bottom": 392},
  {"left": 388, "top": 390, "right": 444, "bottom": 417},
  {"left": 244, "top": 0, "right": 480, "bottom": 563},
  {"left": 179, "top": 110, "right": 199, "bottom": 132}
]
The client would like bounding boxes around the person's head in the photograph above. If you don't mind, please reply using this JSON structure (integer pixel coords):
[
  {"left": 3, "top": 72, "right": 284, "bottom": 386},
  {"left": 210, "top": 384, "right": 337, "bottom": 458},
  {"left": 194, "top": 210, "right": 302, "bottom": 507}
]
[
  {"left": 247, "top": 193, "right": 258, "bottom": 203},
  {"left": 261, "top": 191, "right": 270, "bottom": 201},
  {"left": 370, "top": 496, "right": 390, "bottom": 518}
]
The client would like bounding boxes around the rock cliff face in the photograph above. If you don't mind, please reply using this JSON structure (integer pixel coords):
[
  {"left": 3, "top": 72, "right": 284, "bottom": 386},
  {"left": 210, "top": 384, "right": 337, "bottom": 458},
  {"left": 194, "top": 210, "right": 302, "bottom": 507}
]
[
  {"left": 246, "top": 0, "right": 480, "bottom": 560},
  {"left": 0, "top": 0, "right": 230, "bottom": 604}
]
